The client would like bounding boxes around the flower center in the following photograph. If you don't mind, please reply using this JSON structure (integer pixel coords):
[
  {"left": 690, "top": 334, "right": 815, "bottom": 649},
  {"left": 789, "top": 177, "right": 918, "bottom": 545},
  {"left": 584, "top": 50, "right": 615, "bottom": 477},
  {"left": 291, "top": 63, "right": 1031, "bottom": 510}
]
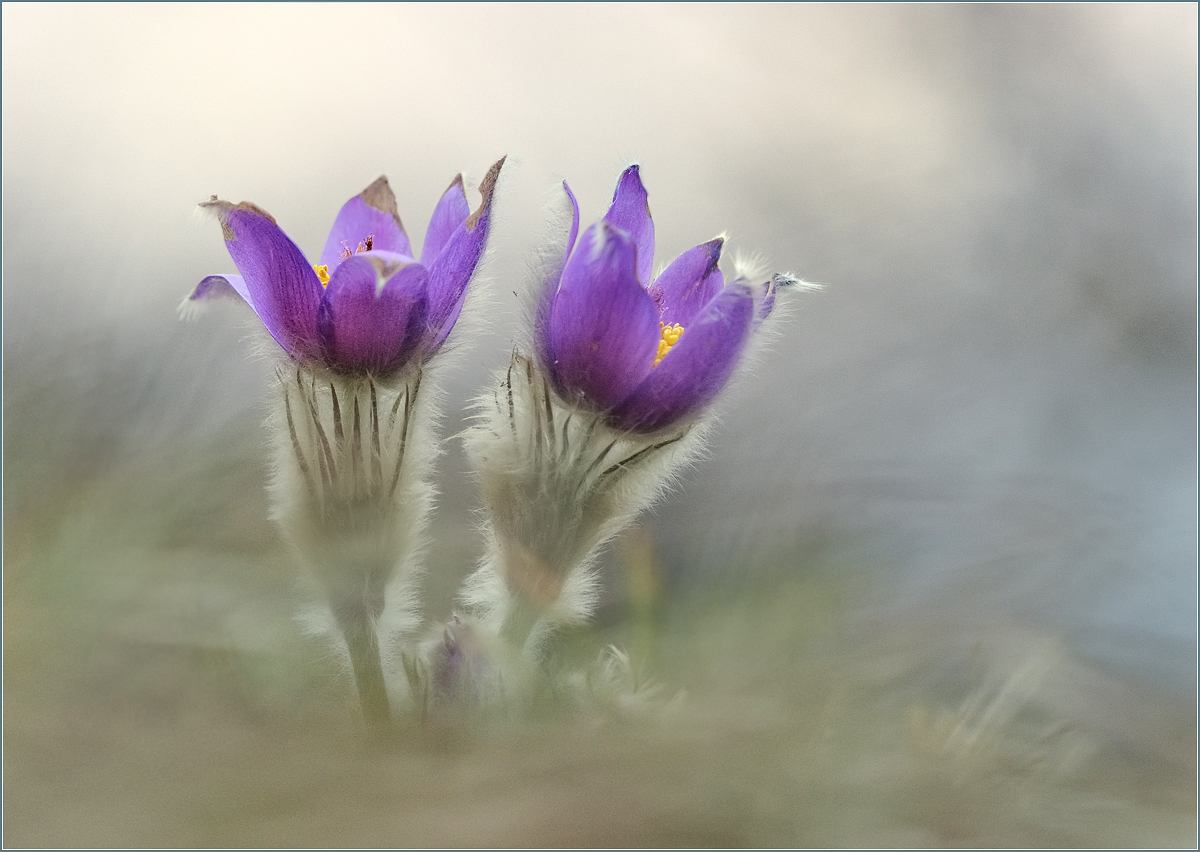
[
  {"left": 654, "top": 322, "right": 684, "bottom": 367},
  {"left": 312, "top": 234, "right": 376, "bottom": 288},
  {"left": 339, "top": 233, "right": 375, "bottom": 259}
]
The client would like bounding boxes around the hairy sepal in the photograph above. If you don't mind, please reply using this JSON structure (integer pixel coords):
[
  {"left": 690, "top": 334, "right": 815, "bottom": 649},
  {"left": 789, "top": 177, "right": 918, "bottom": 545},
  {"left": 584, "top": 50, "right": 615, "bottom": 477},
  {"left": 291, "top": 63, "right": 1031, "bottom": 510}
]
[
  {"left": 459, "top": 354, "right": 707, "bottom": 642},
  {"left": 267, "top": 360, "right": 441, "bottom": 701}
]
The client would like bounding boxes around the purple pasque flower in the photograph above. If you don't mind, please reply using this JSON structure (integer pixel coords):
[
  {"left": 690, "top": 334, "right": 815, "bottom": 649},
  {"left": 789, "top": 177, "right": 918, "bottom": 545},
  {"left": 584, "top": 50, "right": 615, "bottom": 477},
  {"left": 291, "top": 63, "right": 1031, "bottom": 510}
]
[
  {"left": 188, "top": 157, "right": 505, "bottom": 377},
  {"left": 538, "top": 165, "right": 776, "bottom": 434}
]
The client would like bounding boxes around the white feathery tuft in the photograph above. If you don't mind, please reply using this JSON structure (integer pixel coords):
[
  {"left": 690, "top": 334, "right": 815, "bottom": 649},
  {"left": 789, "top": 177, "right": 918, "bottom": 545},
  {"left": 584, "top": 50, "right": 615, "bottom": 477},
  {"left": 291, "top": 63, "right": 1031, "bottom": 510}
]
[
  {"left": 730, "top": 249, "right": 770, "bottom": 284},
  {"left": 774, "top": 271, "right": 826, "bottom": 292},
  {"left": 191, "top": 202, "right": 217, "bottom": 223},
  {"left": 176, "top": 294, "right": 206, "bottom": 321}
]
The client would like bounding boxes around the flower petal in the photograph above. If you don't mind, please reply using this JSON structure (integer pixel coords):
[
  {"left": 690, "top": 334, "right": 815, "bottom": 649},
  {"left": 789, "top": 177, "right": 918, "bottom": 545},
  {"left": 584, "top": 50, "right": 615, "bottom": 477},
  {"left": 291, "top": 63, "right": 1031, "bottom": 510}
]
[
  {"left": 563, "top": 179, "right": 580, "bottom": 261},
  {"left": 546, "top": 221, "right": 660, "bottom": 410},
  {"left": 535, "top": 181, "right": 582, "bottom": 374},
  {"left": 650, "top": 237, "right": 725, "bottom": 328},
  {"left": 603, "top": 165, "right": 655, "bottom": 285},
  {"left": 201, "top": 200, "right": 323, "bottom": 361},
  {"left": 178, "top": 275, "right": 250, "bottom": 320},
  {"left": 188, "top": 273, "right": 250, "bottom": 304},
  {"left": 611, "top": 283, "right": 755, "bottom": 433},
  {"left": 421, "top": 174, "right": 471, "bottom": 264},
  {"left": 317, "top": 254, "right": 429, "bottom": 376},
  {"left": 424, "top": 156, "right": 506, "bottom": 350},
  {"left": 749, "top": 275, "right": 777, "bottom": 326},
  {"left": 320, "top": 177, "right": 413, "bottom": 271}
]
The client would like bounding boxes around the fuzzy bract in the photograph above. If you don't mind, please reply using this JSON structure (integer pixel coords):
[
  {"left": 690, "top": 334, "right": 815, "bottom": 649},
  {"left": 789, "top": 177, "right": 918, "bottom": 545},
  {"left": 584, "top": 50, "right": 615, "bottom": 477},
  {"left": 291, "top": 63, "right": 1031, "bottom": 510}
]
[
  {"left": 187, "top": 158, "right": 505, "bottom": 378},
  {"left": 537, "top": 165, "right": 778, "bottom": 433}
]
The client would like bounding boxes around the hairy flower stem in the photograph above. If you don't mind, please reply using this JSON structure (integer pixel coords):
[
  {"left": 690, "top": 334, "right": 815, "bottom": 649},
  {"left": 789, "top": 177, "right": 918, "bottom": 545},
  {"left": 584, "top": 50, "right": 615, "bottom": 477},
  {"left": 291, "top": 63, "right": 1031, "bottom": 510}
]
[
  {"left": 498, "top": 599, "right": 542, "bottom": 652},
  {"left": 274, "top": 367, "right": 432, "bottom": 731},
  {"left": 327, "top": 560, "right": 392, "bottom": 732},
  {"left": 338, "top": 607, "right": 391, "bottom": 734}
]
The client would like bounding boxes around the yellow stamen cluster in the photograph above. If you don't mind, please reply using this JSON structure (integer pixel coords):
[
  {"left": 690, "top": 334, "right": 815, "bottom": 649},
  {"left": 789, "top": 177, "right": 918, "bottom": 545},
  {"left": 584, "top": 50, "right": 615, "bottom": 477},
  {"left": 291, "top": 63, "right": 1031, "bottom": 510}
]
[
  {"left": 654, "top": 322, "right": 684, "bottom": 366},
  {"left": 313, "top": 264, "right": 330, "bottom": 287}
]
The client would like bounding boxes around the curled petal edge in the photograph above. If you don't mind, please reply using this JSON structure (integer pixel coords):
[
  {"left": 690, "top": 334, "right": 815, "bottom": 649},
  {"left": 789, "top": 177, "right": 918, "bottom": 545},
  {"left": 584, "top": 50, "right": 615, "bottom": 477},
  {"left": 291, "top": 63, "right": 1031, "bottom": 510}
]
[{"left": 179, "top": 274, "right": 251, "bottom": 320}]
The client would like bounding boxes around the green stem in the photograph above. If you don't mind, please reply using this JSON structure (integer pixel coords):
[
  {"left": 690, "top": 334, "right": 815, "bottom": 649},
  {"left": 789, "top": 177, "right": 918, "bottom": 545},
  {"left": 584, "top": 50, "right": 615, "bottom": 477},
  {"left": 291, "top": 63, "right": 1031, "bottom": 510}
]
[
  {"left": 499, "top": 599, "right": 542, "bottom": 653},
  {"left": 341, "top": 614, "right": 391, "bottom": 735}
]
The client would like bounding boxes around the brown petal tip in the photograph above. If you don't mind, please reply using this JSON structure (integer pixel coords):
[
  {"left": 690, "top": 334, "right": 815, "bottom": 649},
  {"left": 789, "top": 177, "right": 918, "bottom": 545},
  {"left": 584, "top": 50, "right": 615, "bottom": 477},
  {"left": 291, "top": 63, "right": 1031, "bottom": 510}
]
[
  {"left": 361, "top": 176, "right": 406, "bottom": 233},
  {"left": 465, "top": 155, "right": 506, "bottom": 231},
  {"left": 197, "top": 198, "right": 277, "bottom": 240}
]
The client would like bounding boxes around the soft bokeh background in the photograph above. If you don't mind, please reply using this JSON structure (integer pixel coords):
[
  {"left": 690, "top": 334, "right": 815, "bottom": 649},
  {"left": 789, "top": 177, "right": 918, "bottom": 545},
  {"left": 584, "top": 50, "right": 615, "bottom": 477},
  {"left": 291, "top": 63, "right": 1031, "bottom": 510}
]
[{"left": 4, "top": 3, "right": 1196, "bottom": 846}]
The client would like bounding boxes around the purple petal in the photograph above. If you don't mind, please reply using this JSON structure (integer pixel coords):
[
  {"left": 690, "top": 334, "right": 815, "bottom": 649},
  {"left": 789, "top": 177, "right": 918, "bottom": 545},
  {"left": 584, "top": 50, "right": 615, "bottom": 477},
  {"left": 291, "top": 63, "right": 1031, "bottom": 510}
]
[
  {"left": 431, "top": 616, "right": 495, "bottom": 705},
  {"left": 201, "top": 200, "right": 323, "bottom": 361},
  {"left": 750, "top": 276, "right": 777, "bottom": 326},
  {"left": 421, "top": 174, "right": 471, "bottom": 264},
  {"left": 611, "top": 284, "right": 755, "bottom": 433},
  {"left": 650, "top": 238, "right": 725, "bottom": 328},
  {"left": 563, "top": 180, "right": 580, "bottom": 261},
  {"left": 187, "top": 274, "right": 251, "bottom": 306},
  {"left": 178, "top": 274, "right": 251, "bottom": 321},
  {"left": 603, "top": 165, "right": 654, "bottom": 285},
  {"left": 320, "top": 177, "right": 412, "bottom": 271},
  {"left": 546, "top": 221, "right": 660, "bottom": 410},
  {"left": 317, "top": 254, "right": 429, "bottom": 376},
  {"left": 535, "top": 181, "right": 581, "bottom": 374},
  {"left": 424, "top": 156, "right": 506, "bottom": 350}
]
